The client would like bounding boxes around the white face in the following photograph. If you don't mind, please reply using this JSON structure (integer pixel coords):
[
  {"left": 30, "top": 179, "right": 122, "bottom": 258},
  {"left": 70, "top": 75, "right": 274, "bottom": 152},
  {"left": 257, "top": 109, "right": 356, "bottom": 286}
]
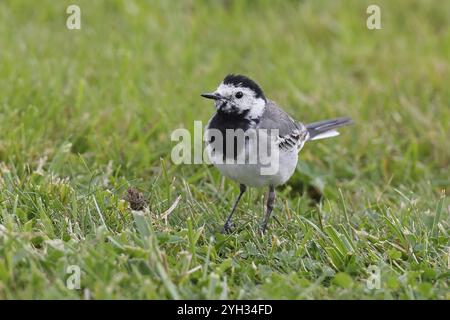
[{"left": 214, "top": 83, "right": 266, "bottom": 119}]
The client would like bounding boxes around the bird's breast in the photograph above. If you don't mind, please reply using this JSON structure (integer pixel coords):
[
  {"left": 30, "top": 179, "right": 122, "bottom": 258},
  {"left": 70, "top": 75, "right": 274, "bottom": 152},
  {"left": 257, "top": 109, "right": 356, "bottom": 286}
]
[{"left": 204, "top": 122, "right": 299, "bottom": 187}]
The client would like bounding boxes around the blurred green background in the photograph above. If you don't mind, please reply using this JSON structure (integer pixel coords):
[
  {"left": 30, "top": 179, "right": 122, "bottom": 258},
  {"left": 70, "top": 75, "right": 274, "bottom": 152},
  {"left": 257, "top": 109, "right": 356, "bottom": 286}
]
[{"left": 0, "top": 0, "right": 448, "bottom": 299}]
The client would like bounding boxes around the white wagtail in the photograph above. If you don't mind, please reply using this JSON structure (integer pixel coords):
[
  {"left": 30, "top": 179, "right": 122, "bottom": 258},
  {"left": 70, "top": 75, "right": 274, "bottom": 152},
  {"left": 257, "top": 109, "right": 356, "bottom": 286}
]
[{"left": 201, "top": 74, "right": 352, "bottom": 233}]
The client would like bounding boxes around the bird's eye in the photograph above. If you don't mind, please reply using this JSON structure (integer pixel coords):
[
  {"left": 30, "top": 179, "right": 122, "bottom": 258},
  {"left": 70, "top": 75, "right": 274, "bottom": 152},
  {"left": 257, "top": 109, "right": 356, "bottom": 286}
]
[{"left": 235, "top": 91, "right": 243, "bottom": 99}]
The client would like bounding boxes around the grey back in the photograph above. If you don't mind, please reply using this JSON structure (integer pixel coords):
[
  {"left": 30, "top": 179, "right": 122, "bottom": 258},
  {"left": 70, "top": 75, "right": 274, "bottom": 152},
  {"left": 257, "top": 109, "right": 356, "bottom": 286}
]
[{"left": 258, "top": 100, "right": 305, "bottom": 136}]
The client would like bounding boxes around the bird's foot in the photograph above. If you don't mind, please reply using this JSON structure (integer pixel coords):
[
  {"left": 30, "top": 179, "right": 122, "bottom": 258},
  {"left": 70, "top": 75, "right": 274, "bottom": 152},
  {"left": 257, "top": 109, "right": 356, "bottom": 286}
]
[
  {"left": 259, "top": 222, "right": 268, "bottom": 235},
  {"left": 223, "top": 221, "right": 234, "bottom": 234}
]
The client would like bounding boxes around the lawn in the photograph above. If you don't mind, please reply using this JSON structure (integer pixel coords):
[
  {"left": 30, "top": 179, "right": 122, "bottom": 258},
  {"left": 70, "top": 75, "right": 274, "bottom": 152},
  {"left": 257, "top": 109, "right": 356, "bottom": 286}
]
[{"left": 0, "top": 0, "right": 449, "bottom": 299}]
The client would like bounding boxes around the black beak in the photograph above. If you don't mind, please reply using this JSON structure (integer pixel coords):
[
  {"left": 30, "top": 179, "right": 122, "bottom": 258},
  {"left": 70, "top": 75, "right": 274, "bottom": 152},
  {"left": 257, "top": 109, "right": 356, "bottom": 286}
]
[{"left": 201, "top": 93, "right": 222, "bottom": 100}]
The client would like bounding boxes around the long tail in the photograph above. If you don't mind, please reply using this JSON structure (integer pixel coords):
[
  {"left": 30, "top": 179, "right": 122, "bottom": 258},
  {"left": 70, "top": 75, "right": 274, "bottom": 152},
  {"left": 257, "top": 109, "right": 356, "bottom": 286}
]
[{"left": 306, "top": 117, "right": 353, "bottom": 141}]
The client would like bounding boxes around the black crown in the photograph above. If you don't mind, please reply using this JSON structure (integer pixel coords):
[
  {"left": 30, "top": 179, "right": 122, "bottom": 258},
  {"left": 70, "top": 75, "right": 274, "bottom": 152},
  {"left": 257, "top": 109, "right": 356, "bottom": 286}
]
[{"left": 223, "top": 74, "right": 266, "bottom": 101}]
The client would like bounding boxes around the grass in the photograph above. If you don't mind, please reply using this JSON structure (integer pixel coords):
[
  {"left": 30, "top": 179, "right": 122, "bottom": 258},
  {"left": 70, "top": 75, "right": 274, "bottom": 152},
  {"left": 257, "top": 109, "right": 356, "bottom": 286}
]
[{"left": 0, "top": 0, "right": 449, "bottom": 299}]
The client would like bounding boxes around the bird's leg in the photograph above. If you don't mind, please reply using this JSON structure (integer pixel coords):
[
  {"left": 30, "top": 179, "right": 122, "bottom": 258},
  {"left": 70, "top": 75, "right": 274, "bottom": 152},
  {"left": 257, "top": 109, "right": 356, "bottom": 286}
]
[
  {"left": 223, "top": 184, "right": 247, "bottom": 233},
  {"left": 261, "top": 185, "right": 276, "bottom": 234}
]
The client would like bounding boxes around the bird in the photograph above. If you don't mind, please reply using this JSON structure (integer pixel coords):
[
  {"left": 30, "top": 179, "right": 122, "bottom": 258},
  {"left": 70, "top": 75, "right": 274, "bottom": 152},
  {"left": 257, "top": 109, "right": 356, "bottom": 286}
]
[{"left": 201, "top": 74, "right": 353, "bottom": 234}]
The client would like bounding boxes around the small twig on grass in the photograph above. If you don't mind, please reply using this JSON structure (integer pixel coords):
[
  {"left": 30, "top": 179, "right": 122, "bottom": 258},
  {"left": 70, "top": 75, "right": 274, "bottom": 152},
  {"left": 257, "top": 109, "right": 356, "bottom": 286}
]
[{"left": 161, "top": 195, "right": 182, "bottom": 224}]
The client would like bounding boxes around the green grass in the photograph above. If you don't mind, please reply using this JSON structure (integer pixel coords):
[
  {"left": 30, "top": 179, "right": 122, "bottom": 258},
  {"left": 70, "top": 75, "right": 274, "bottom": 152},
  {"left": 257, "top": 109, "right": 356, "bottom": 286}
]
[{"left": 0, "top": 0, "right": 449, "bottom": 299}]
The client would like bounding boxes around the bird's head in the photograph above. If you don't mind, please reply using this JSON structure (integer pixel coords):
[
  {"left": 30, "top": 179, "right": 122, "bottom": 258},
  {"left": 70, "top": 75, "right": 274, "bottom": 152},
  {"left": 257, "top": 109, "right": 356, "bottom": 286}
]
[{"left": 201, "top": 74, "right": 266, "bottom": 119}]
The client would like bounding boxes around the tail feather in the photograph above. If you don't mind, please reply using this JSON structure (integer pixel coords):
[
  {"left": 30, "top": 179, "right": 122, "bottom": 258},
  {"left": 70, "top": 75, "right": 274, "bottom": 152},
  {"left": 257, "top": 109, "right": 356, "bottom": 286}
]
[{"left": 306, "top": 117, "right": 353, "bottom": 141}]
